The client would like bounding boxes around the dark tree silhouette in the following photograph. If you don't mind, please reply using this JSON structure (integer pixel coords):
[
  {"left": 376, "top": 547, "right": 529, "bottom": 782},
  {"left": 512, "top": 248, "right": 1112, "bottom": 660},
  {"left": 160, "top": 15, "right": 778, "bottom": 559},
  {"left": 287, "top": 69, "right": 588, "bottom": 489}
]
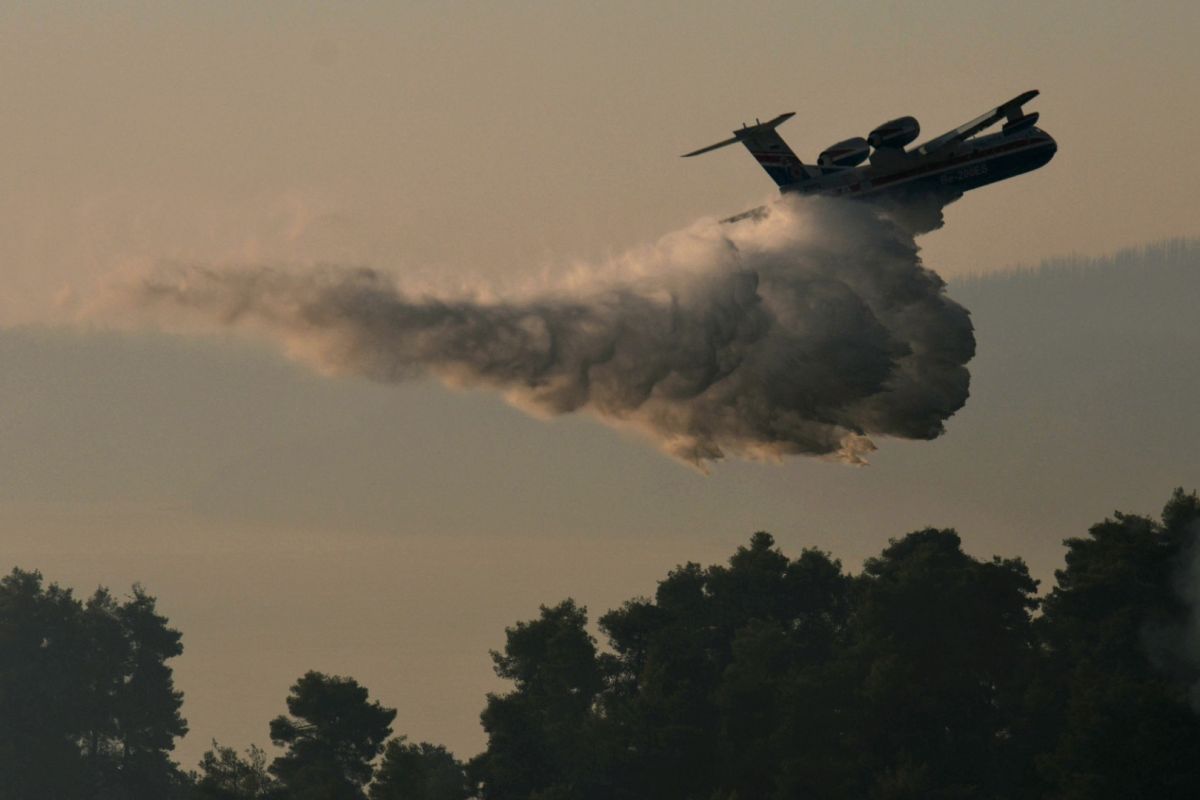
[
  {"left": 0, "top": 570, "right": 188, "bottom": 800},
  {"left": 194, "top": 741, "right": 279, "bottom": 799},
  {"left": 1033, "top": 488, "right": 1200, "bottom": 799},
  {"left": 837, "top": 528, "right": 1039, "bottom": 799},
  {"left": 370, "top": 738, "right": 469, "bottom": 800},
  {"left": 6, "top": 488, "right": 1200, "bottom": 799},
  {"left": 269, "top": 671, "right": 396, "bottom": 800},
  {"left": 597, "top": 533, "right": 853, "bottom": 800},
  {"left": 0, "top": 569, "right": 91, "bottom": 799},
  {"left": 470, "top": 599, "right": 605, "bottom": 800},
  {"left": 85, "top": 585, "right": 189, "bottom": 797},
  {"left": 465, "top": 599, "right": 604, "bottom": 800}
]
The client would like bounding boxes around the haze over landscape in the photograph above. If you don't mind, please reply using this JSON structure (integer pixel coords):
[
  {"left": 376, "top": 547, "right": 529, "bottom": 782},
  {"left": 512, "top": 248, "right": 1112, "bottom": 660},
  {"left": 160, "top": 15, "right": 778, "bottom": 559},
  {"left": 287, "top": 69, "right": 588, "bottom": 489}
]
[{"left": 2, "top": 0, "right": 1199, "bottom": 787}]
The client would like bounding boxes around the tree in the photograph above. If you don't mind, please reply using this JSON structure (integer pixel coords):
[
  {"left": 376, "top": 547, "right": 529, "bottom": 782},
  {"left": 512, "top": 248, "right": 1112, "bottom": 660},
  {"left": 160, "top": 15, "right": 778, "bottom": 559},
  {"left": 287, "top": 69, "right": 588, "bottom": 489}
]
[
  {"left": 594, "top": 534, "right": 854, "bottom": 800},
  {"left": 592, "top": 529, "right": 1037, "bottom": 799},
  {"left": 471, "top": 599, "right": 605, "bottom": 800},
  {"left": 1035, "top": 488, "right": 1200, "bottom": 799},
  {"left": 370, "top": 738, "right": 468, "bottom": 800},
  {"left": 194, "top": 741, "right": 279, "bottom": 799},
  {"left": 841, "top": 528, "right": 1039, "bottom": 799},
  {"left": 0, "top": 569, "right": 189, "bottom": 800},
  {"left": 7, "top": 490, "right": 1200, "bottom": 798},
  {"left": 269, "top": 671, "right": 396, "bottom": 800},
  {"left": 0, "top": 569, "right": 91, "bottom": 799},
  {"left": 84, "top": 584, "right": 189, "bottom": 798}
]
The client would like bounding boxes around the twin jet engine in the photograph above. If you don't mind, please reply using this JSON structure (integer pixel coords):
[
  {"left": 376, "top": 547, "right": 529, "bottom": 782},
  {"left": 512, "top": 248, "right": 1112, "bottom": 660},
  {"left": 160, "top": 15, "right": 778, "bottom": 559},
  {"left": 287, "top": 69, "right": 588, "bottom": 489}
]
[{"left": 818, "top": 116, "right": 921, "bottom": 171}]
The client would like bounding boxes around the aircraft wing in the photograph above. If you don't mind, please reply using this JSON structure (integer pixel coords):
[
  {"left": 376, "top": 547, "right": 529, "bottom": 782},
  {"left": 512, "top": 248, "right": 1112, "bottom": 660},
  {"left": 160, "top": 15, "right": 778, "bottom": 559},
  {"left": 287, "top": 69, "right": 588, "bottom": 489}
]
[{"left": 915, "top": 90, "right": 1039, "bottom": 156}]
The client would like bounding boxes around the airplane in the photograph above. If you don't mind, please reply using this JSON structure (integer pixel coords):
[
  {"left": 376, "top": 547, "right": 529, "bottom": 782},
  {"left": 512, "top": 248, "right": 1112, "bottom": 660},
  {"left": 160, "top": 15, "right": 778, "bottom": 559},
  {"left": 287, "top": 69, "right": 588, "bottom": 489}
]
[{"left": 683, "top": 90, "right": 1056, "bottom": 221}]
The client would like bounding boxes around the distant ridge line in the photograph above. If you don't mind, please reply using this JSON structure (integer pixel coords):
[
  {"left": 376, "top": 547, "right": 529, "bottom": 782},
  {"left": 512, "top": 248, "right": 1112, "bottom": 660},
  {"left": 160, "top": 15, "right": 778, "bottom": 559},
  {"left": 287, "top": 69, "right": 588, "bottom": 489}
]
[{"left": 950, "top": 236, "right": 1200, "bottom": 292}]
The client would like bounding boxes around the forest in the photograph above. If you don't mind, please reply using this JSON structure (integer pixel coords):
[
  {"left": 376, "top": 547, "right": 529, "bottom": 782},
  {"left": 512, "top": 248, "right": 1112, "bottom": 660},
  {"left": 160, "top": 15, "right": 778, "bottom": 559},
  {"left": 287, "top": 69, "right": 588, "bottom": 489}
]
[{"left": 2, "top": 488, "right": 1198, "bottom": 799}]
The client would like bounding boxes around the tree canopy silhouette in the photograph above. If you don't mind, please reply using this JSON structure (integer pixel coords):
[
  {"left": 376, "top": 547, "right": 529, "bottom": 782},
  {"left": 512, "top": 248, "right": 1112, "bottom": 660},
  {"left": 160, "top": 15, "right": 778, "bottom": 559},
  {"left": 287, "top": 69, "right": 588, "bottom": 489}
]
[
  {"left": 370, "top": 738, "right": 469, "bottom": 800},
  {"left": 1033, "top": 488, "right": 1200, "bottom": 798},
  {"left": 194, "top": 742, "right": 278, "bottom": 799},
  {"left": 2, "top": 488, "right": 1198, "bottom": 798},
  {"left": 0, "top": 570, "right": 188, "bottom": 800},
  {"left": 466, "top": 492, "right": 1199, "bottom": 799},
  {"left": 269, "top": 671, "right": 397, "bottom": 800}
]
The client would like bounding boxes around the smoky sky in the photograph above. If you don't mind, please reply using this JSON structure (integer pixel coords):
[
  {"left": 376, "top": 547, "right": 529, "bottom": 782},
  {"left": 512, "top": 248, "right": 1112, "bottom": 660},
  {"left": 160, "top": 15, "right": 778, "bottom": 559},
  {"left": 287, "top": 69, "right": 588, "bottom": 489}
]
[{"left": 121, "top": 196, "right": 974, "bottom": 465}]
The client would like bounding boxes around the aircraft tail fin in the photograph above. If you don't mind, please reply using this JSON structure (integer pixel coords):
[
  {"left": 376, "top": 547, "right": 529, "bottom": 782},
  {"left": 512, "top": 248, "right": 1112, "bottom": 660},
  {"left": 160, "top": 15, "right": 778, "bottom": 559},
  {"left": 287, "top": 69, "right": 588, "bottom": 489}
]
[{"left": 683, "top": 113, "right": 814, "bottom": 188}]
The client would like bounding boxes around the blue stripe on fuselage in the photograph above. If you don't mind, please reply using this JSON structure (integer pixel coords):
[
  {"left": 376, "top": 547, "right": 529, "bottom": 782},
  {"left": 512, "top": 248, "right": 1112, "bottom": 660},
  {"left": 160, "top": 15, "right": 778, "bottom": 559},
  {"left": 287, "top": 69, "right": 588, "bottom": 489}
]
[{"left": 780, "top": 128, "right": 1057, "bottom": 200}]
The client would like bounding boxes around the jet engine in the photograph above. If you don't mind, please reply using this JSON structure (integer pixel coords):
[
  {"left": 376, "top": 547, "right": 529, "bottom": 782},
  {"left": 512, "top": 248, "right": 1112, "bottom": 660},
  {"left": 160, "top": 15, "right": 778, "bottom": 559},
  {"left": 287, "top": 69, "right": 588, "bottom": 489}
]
[
  {"left": 868, "top": 116, "right": 920, "bottom": 149},
  {"left": 817, "top": 137, "right": 870, "bottom": 169}
]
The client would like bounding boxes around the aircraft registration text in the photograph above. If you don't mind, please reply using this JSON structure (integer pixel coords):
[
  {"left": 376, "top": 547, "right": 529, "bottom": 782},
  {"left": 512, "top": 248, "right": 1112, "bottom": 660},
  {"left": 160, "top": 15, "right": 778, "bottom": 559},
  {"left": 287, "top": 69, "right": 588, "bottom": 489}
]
[{"left": 941, "top": 163, "right": 988, "bottom": 184}]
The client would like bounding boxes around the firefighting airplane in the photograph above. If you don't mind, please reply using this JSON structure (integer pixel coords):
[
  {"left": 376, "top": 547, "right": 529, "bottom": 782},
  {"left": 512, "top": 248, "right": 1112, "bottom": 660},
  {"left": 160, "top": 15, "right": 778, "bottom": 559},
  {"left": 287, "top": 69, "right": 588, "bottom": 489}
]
[{"left": 683, "top": 90, "right": 1056, "bottom": 220}]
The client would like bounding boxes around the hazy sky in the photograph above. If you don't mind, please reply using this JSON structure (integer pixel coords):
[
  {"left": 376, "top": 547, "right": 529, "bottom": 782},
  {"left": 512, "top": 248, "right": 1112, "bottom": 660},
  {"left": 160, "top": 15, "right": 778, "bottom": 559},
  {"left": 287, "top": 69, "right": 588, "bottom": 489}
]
[
  {"left": 3, "top": 1, "right": 1200, "bottom": 322},
  {"left": 2, "top": 0, "right": 1199, "bottom": 769}
]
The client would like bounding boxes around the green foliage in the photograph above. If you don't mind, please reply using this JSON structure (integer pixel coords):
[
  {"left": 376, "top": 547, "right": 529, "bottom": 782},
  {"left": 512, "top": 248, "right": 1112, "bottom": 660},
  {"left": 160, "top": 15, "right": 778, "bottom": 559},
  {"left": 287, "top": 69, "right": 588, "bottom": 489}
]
[{"left": 269, "top": 671, "right": 397, "bottom": 800}]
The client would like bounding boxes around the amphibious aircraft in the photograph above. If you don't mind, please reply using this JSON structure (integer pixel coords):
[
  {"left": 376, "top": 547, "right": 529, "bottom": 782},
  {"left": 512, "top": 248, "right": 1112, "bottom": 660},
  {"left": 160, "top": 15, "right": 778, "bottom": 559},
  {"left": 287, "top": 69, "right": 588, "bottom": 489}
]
[{"left": 683, "top": 90, "right": 1056, "bottom": 220}]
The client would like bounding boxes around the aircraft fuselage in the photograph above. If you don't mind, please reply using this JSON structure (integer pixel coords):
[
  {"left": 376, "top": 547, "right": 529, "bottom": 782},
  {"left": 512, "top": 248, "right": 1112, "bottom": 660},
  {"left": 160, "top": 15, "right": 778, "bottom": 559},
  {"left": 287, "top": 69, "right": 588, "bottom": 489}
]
[{"left": 796, "top": 126, "right": 1057, "bottom": 203}]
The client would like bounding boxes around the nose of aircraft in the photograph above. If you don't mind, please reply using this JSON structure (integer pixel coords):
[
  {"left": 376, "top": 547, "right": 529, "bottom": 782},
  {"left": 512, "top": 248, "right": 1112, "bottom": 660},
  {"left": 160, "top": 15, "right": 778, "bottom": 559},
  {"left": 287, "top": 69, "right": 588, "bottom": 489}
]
[
  {"left": 1030, "top": 128, "right": 1057, "bottom": 169},
  {"left": 1038, "top": 129, "right": 1058, "bottom": 156}
]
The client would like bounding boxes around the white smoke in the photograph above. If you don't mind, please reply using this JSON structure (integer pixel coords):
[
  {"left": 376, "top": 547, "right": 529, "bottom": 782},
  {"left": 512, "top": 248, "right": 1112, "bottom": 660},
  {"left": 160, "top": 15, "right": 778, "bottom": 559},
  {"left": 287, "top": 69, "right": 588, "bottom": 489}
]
[{"left": 109, "top": 196, "right": 974, "bottom": 466}]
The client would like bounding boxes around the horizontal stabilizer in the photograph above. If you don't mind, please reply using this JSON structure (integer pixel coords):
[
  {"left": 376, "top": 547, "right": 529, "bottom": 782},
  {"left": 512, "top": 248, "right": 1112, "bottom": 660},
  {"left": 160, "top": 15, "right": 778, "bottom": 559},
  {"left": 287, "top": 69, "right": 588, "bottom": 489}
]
[
  {"left": 681, "top": 135, "right": 741, "bottom": 158},
  {"left": 681, "top": 112, "right": 796, "bottom": 157},
  {"left": 681, "top": 112, "right": 810, "bottom": 188}
]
